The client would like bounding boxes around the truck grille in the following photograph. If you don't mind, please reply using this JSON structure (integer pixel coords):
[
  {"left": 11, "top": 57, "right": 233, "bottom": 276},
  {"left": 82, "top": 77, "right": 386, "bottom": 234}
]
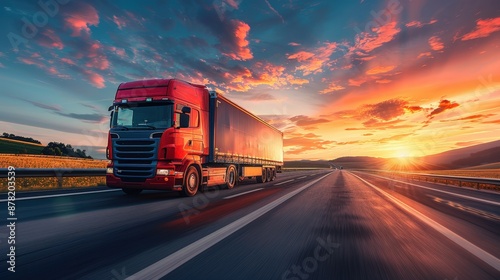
[{"left": 112, "top": 138, "right": 158, "bottom": 180}]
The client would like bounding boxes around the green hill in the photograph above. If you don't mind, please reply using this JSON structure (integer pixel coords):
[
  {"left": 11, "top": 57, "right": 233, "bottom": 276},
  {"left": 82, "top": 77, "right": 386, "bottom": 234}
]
[{"left": 0, "top": 138, "right": 44, "bottom": 154}]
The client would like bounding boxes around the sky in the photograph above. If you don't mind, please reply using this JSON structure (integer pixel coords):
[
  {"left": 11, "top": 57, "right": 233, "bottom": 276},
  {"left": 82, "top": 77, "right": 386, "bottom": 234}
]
[{"left": 0, "top": 0, "right": 499, "bottom": 160}]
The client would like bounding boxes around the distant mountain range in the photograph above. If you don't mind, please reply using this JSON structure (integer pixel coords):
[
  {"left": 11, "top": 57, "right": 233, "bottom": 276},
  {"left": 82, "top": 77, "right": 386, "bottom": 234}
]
[{"left": 285, "top": 139, "right": 500, "bottom": 170}]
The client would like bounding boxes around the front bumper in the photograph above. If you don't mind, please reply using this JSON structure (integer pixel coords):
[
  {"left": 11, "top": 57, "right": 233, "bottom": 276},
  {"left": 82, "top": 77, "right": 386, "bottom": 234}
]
[{"left": 106, "top": 174, "right": 183, "bottom": 191}]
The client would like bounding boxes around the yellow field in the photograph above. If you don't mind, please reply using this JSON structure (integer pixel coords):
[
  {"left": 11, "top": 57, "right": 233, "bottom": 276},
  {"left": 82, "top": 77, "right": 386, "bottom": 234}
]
[{"left": 0, "top": 155, "right": 107, "bottom": 191}]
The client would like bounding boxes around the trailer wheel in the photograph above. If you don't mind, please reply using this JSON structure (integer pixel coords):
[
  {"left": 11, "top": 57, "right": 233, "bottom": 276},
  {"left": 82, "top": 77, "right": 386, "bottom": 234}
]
[
  {"left": 257, "top": 168, "right": 267, "bottom": 183},
  {"left": 226, "top": 165, "right": 237, "bottom": 189},
  {"left": 270, "top": 168, "right": 277, "bottom": 181},
  {"left": 122, "top": 188, "right": 142, "bottom": 195},
  {"left": 183, "top": 166, "right": 199, "bottom": 197},
  {"left": 266, "top": 168, "right": 272, "bottom": 182}
]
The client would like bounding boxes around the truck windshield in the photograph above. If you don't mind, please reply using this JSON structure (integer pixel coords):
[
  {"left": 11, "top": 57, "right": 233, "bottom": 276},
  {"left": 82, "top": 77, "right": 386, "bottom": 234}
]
[{"left": 111, "top": 102, "right": 173, "bottom": 129}]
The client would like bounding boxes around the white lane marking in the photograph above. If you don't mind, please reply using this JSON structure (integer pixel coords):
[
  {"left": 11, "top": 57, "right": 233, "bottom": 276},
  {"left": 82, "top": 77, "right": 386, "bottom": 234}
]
[
  {"left": 127, "top": 172, "right": 333, "bottom": 280},
  {"left": 296, "top": 176, "right": 307, "bottom": 180},
  {"left": 364, "top": 172, "right": 500, "bottom": 206},
  {"left": 0, "top": 189, "right": 120, "bottom": 202},
  {"left": 274, "top": 179, "right": 295, "bottom": 186},
  {"left": 350, "top": 172, "right": 500, "bottom": 272},
  {"left": 223, "top": 188, "right": 264, "bottom": 199}
]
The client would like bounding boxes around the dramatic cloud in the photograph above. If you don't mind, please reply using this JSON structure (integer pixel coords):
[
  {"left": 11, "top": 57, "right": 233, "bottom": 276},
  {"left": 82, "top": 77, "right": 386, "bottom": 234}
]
[
  {"left": 461, "top": 17, "right": 500, "bottom": 41},
  {"left": 64, "top": 2, "right": 99, "bottom": 36},
  {"left": 366, "top": 65, "right": 396, "bottom": 75},
  {"left": 83, "top": 70, "right": 105, "bottom": 88},
  {"left": 428, "top": 100, "right": 459, "bottom": 117},
  {"left": 224, "top": 62, "right": 308, "bottom": 92},
  {"left": 428, "top": 36, "right": 444, "bottom": 51},
  {"left": 362, "top": 99, "right": 408, "bottom": 121},
  {"left": 223, "top": 20, "right": 253, "bottom": 60},
  {"left": 405, "top": 19, "right": 437, "bottom": 28},
  {"left": 287, "top": 42, "right": 337, "bottom": 75},
  {"left": 320, "top": 82, "right": 345, "bottom": 94},
  {"left": 353, "top": 21, "right": 400, "bottom": 53}
]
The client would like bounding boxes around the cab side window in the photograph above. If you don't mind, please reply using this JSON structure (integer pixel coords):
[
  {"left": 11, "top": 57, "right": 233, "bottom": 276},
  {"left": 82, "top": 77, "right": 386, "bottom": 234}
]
[{"left": 175, "top": 104, "right": 199, "bottom": 128}]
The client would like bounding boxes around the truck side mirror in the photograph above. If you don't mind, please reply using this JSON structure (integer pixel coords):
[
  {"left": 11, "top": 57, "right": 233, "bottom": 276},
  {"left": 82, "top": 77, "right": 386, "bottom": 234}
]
[
  {"left": 178, "top": 106, "right": 191, "bottom": 128},
  {"left": 179, "top": 113, "right": 190, "bottom": 128},
  {"left": 182, "top": 106, "right": 191, "bottom": 114},
  {"left": 109, "top": 111, "right": 114, "bottom": 128}
]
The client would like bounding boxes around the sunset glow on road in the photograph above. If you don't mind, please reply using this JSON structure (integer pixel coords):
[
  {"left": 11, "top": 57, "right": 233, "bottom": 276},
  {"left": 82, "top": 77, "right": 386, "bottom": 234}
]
[{"left": 0, "top": 0, "right": 499, "bottom": 159}]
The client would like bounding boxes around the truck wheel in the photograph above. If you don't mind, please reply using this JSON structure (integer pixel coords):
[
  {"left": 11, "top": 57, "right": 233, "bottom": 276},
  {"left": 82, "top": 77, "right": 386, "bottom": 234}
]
[
  {"left": 266, "top": 168, "right": 272, "bottom": 182},
  {"left": 270, "top": 168, "right": 276, "bottom": 181},
  {"left": 183, "top": 166, "right": 199, "bottom": 197},
  {"left": 122, "top": 188, "right": 142, "bottom": 195},
  {"left": 257, "top": 168, "right": 267, "bottom": 183},
  {"left": 226, "top": 165, "right": 237, "bottom": 189}
]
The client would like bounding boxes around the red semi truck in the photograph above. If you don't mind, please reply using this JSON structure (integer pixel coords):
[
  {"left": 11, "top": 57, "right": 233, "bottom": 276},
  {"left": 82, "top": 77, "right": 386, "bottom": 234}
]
[{"left": 106, "top": 79, "right": 283, "bottom": 196}]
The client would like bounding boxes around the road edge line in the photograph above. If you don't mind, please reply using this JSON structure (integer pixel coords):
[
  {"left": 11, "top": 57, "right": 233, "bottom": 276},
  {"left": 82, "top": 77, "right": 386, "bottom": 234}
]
[
  {"left": 349, "top": 172, "right": 500, "bottom": 272},
  {"left": 360, "top": 172, "right": 500, "bottom": 206},
  {"left": 0, "top": 189, "right": 120, "bottom": 202}
]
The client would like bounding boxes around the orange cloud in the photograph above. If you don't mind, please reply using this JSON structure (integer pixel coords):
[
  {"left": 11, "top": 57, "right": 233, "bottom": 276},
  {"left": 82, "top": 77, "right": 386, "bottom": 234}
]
[
  {"left": 84, "top": 42, "right": 109, "bottom": 70},
  {"left": 417, "top": 52, "right": 432, "bottom": 59},
  {"left": 428, "top": 36, "right": 444, "bottom": 51},
  {"left": 405, "top": 19, "right": 437, "bottom": 28},
  {"left": 286, "top": 75, "right": 309, "bottom": 85},
  {"left": 64, "top": 3, "right": 99, "bottom": 36},
  {"left": 320, "top": 82, "right": 345, "bottom": 94},
  {"left": 84, "top": 70, "right": 105, "bottom": 88},
  {"left": 354, "top": 21, "right": 400, "bottom": 53},
  {"left": 461, "top": 17, "right": 500, "bottom": 41},
  {"left": 287, "top": 42, "right": 337, "bottom": 75},
  {"left": 428, "top": 99, "right": 459, "bottom": 117},
  {"left": 223, "top": 20, "right": 253, "bottom": 61},
  {"left": 366, "top": 65, "right": 396, "bottom": 75},
  {"left": 225, "top": 62, "right": 308, "bottom": 92},
  {"left": 287, "top": 51, "right": 314, "bottom": 62}
]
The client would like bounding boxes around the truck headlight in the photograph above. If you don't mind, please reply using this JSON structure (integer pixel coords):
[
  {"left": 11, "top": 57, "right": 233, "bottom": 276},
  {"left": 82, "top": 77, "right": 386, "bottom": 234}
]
[
  {"left": 106, "top": 168, "right": 114, "bottom": 174},
  {"left": 157, "top": 169, "right": 174, "bottom": 176}
]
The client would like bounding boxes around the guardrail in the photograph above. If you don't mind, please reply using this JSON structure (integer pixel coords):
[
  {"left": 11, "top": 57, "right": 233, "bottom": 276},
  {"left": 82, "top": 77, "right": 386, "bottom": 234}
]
[
  {"left": 378, "top": 171, "right": 500, "bottom": 190},
  {"left": 0, "top": 168, "right": 106, "bottom": 188}
]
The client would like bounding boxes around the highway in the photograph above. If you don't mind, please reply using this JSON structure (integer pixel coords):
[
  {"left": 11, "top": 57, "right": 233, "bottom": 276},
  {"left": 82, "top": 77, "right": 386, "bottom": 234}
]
[{"left": 1, "top": 170, "right": 499, "bottom": 280}]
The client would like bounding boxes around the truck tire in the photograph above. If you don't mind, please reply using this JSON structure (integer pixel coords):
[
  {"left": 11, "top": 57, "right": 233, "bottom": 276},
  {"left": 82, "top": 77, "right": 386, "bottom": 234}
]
[
  {"left": 270, "top": 168, "right": 276, "bottom": 181},
  {"left": 266, "top": 168, "right": 272, "bottom": 182},
  {"left": 257, "top": 168, "right": 266, "bottom": 183},
  {"left": 122, "top": 188, "right": 142, "bottom": 195},
  {"left": 183, "top": 166, "right": 199, "bottom": 197},
  {"left": 226, "top": 165, "right": 237, "bottom": 189}
]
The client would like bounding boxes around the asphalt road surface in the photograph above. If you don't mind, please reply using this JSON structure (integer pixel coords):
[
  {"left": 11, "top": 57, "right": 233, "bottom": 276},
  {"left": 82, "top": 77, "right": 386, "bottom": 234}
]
[{"left": 1, "top": 170, "right": 499, "bottom": 280}]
